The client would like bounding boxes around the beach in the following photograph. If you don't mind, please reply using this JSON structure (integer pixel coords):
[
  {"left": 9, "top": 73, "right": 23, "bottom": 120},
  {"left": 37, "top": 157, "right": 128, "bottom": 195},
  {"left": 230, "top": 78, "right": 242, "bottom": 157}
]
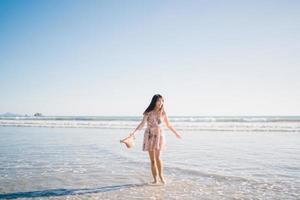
[
  {"left": 1, "top": 0, "right": 299, "bottom": 199},
  {"left": 0, "top": 119, "right": 299, "bottom": 199}
]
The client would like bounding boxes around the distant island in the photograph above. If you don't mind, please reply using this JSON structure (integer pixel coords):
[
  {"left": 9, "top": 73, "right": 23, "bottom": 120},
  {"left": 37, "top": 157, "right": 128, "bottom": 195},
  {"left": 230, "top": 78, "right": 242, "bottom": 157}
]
[{"left": 34, "top": 113, "right": 43, "bottom": 117}]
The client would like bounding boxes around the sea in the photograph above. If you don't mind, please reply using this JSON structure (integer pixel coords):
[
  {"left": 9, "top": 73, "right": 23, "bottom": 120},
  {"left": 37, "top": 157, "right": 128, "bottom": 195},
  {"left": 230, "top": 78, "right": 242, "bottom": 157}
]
[{"left": 0, "top": 116, "right": 299, "bottom": 199}]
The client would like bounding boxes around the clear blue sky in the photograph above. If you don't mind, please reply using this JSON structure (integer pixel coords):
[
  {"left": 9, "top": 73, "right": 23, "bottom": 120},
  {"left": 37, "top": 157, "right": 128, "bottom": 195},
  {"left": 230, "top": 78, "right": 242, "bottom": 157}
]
[{"left": 0, "top": 0, "right": 299, "bottom": 116}]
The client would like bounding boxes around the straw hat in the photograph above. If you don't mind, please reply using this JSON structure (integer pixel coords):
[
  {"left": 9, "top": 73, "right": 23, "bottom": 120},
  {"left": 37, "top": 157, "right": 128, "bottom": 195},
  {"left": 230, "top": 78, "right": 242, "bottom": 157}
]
[{"left": 120, "top": 134, "right": 135, "bottom": 148}]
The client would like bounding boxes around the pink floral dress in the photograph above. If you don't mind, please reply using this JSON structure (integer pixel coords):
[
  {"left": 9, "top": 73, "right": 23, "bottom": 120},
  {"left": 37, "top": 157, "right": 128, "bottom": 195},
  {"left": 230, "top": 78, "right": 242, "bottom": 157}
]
[{"left": 142, "top": 110, "right": 166, "bottom": 151}]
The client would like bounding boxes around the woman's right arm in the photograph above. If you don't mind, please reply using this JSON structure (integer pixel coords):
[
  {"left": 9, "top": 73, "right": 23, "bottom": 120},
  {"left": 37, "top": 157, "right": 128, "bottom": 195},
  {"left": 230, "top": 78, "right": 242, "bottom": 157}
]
[{"left": 129, "top": 113, "right": 148, "bottom": 137}]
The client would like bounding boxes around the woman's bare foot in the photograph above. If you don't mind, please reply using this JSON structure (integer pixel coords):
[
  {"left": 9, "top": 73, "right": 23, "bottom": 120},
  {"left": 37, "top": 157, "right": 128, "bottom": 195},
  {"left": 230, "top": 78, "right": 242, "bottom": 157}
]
[
  {"left": 159, "top": 176, "right": 165, "bottom": 184},
  {"left": 151, "top": 179, "right": 158, "bottom": 184}
]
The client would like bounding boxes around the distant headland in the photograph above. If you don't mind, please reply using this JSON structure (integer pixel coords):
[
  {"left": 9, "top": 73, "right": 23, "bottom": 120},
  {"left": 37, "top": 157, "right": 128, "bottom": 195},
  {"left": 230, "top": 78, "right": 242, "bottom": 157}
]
[{"left": 0, "top": 112, "right": 43, "bottom": 117}]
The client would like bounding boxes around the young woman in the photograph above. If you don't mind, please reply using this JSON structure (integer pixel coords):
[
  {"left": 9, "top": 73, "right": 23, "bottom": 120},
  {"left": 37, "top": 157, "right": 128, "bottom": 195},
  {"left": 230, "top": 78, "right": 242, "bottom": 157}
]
[{"left": 128, "top": 94, "right": 182, "bottom": 184}]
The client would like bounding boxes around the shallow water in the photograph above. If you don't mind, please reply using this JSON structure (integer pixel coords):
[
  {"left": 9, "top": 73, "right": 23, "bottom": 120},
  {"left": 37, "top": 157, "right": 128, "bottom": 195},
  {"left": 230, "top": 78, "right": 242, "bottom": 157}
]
[{"left": 0, "top": 126, "right": 299, "bottom": 199}]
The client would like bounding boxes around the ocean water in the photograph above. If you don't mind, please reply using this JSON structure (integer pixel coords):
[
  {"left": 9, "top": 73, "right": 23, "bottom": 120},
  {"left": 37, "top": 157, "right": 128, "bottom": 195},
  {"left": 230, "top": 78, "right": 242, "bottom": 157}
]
[
  {"left": 1, "top": 115, "right": 300, "bottom": 132},
  {"left": 0, "top": 119, "right": 300, "bottom": 199}
]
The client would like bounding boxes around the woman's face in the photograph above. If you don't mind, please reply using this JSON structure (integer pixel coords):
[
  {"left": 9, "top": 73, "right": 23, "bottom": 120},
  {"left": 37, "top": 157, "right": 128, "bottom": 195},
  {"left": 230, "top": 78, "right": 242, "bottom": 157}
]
[{"left": 155, "top": 98, "right": 164, "bottom": 109}]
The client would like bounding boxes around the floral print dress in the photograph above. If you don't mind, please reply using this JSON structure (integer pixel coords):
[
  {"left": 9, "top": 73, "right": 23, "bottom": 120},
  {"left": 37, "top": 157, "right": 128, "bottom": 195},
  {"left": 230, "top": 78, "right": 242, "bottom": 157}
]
[{"left": 142, "top": 110, "right": 166, "bottom": 151}]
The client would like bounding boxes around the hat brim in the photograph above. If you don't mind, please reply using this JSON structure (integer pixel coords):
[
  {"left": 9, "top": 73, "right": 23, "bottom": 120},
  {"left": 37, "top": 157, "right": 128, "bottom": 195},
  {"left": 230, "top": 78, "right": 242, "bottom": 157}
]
[{"left": 120, "top": 135, "right": 135, "bottom": 148}]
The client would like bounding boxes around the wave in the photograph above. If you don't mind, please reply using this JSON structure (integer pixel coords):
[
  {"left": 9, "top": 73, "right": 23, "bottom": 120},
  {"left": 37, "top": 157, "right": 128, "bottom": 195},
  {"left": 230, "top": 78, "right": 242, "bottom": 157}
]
[
  {"left": 0, "top": 116, "right": 300, "bottom": 132},
  {"left": 1, "top": 116, "right": 300, "bottom": 122}
]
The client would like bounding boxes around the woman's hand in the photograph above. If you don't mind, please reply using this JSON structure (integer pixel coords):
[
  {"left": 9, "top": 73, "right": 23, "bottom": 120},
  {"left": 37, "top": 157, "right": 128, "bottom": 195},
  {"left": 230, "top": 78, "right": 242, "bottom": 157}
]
[{"left": 175, "top": 133, "right": 182, "bottom": 139}]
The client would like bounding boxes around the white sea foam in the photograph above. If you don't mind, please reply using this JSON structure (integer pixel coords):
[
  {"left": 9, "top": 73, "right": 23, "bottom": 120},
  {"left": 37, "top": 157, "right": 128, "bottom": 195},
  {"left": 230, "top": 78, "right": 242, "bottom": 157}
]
[{"left": 0, "top": 116, "right": 300, "bottom": 132}]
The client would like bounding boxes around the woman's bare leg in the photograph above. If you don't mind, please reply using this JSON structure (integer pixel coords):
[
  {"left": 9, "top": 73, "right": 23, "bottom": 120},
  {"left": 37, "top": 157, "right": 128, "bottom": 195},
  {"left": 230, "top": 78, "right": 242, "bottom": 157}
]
[
  {"left": 148, "top": 150, "right": 158, "bottom": 183},
  {"left": 155, "top": 149, "right": 165, "bottom": 184}
]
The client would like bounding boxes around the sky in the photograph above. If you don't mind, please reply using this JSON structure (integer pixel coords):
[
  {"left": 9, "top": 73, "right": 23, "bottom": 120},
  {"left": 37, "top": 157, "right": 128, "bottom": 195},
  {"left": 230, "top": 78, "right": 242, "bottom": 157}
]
[{"left": 0, "top": 0, "right": 299, "bottom": 116}]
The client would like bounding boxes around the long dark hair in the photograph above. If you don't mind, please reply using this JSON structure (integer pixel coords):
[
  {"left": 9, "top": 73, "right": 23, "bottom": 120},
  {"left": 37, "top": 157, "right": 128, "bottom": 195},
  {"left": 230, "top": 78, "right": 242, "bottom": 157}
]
[{"left": 143, "top": 94, "right": 165, "bottom": 117}]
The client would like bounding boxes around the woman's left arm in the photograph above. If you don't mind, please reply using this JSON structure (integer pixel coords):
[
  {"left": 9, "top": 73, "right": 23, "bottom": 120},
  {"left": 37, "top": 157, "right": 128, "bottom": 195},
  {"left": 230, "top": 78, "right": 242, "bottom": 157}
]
[{"left": 163, "top": 112, "right": 181, "bottom": 139}]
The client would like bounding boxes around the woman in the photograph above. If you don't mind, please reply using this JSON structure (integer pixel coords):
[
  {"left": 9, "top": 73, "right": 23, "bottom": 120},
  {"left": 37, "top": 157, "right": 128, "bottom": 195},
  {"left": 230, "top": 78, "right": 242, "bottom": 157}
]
[{"left": 128, "top": 94, "right": 182, "bottom": 184}]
